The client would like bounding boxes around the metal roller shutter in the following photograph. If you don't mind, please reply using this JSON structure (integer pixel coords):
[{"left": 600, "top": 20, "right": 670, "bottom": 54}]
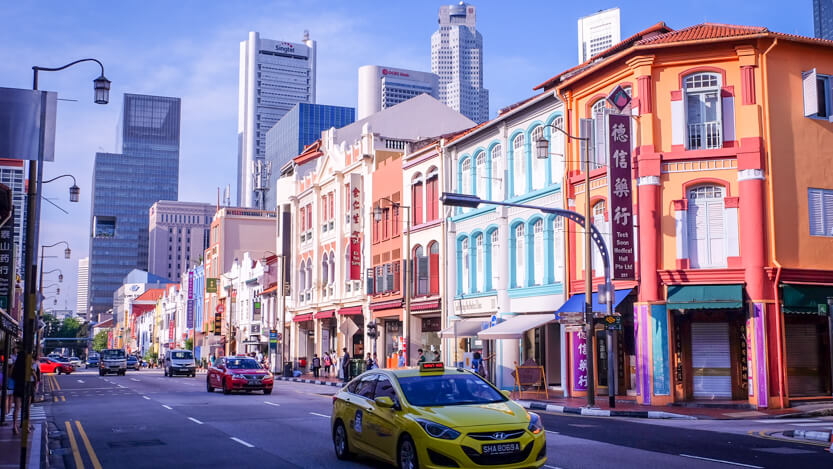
[
  {"left": 786, "top": 323, "right": 824, "bottom": 397},
  {"left": 691, "top": 322, "right": 732, "bottom": 399}
]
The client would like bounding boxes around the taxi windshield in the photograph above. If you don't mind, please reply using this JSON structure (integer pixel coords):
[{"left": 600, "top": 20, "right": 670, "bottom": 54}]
[
  {"left": 225, "top": 358, "right": 260, "bottom": 369},
  {"left": 396, "top": 373, "right": 506, "bottom": 407}
]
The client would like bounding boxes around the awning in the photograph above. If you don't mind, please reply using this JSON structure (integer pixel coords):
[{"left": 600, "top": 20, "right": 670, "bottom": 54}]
[
  {"left": 782, "top": 284, "right": 833, "bottom": 314},
  {"left": 556, "top": 288, "right": 632, "bottom": 314},
  {"left": 666, "top": 284, "right": 743, "bottom": 310},
  {"left": 477, "top": 314, "right": 555, "bottom": 340},
  {"left": 314, "top": 310, "right": 335, "bottom": 319},
  {"left": 439, "top": 318, "right": 490, "bottom": 339},
  {"left": 261, "top": 284, "right": 278, "bottom": 295},
  {"left": 292, "top": 313, "right": 313, "bottom": 323},
  {"left": 339, "top": 306, "right": 363, "bottom": 316}
]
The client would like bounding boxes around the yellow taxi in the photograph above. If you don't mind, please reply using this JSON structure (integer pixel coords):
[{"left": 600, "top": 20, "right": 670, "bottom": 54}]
[{"left": 331, "top": 362, "right": 547, "bottom": 468}]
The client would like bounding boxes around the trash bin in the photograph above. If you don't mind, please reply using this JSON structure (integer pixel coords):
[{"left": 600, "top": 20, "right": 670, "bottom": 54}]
[
  {"left": 349, "top": 359, "right": 366, "bottom": 379},
  {"left": 283, "top": 362, "right": 292, "bottom": 378}
]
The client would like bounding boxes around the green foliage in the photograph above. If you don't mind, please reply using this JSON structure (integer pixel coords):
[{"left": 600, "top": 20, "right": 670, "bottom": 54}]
[
  {"left": 143, "top": 350, "right": 158, "bottom": 363},
  {"left": 184, "top": 337, "right": 193, "bottom": 351},
  {"left": 92, "top": 331, "right": 108, "bottom": 351}
]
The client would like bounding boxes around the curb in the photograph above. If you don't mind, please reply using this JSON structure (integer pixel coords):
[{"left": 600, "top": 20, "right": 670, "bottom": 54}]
[
  {"left": 275, "top": 376, "right": 344, "bottom": 387},
  {"left": 517, "top": 400, "right": 697, "bottom": 420},
  {"left": 784, "top": 429, "right": 833, "bottom": 443}
]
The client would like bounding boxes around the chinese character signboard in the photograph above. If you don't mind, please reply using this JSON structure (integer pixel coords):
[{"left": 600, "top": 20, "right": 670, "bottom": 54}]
[
  {"left": 348, "top": 173, "right": 362, "bottom": 280},
  {"left": 186, "top": 272, "right": 194, "bottom": 328},
  {"left": 573, "top": 331, "right": 588, "bottom": 391},
  {"left": 606, "top": 113, "right": 635, "bottom": 281},
  {"left": 0, "top": 207, "right": 13, "bottom": 312}
]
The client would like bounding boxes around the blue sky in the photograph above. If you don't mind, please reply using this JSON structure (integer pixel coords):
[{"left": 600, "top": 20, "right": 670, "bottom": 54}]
[{"left": 0, "top": 0, "right": 815, "bottom": 311}]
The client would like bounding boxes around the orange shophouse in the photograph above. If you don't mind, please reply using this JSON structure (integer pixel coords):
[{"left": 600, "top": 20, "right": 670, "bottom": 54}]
[{"left": 538, "top": 22, "right": 833, "bottom": 408}]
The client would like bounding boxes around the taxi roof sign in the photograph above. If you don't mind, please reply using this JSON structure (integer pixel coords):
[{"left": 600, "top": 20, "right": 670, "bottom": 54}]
[{"left": 419, "top": 362, "right": 444, "bottom": 372}]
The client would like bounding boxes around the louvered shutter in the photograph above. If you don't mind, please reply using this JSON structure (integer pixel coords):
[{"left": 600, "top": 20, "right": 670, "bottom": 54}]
[
  {"left": 803, "top": 69, "right": 819, "bottom": 117},
  {"left": 534, "top": 234, "right": 544, "bottom": 285},
  {"left": 413, "top": 183, "right": 423, "bottom": 225},
  {"left": 823, "top": 190, "right": 833, "bottom": 235},
  {"left": 366, "top": 268, "right": 374, "bottom": 295},
  {"left": 429, "top": 252, "right": 439, "bottom": 295},
  {"left": 417, "top": 257, "right": 429, "bottom": 295},
  {"left": 579, "top": 119, "right": 594, "bottom": 167},
  {"left": 809, "top": 189, "right": 824, "bottom": 235},
  {"left": 708, "top": 201, "right": 726, "bottom": 267},
  {"left": 386, "top": 263, "right": 394, "bottom": 293},
  {"left": 393, "top": 261, "right": 401, "bottom": 293},
  {"left": 594, "top": 116, "right": 607, "bottom": 168},
  {"left": 688, "top": 201, "right": 709, "bottom": 268},
  {"left": 375, "top": 266, "right": 383, "bottom": 293}
]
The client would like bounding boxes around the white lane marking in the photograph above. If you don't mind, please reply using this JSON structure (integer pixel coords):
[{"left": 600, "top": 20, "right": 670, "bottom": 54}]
[
  {"left": 230, "top": 437, "right": 254, "bottom": 448},
  {"left": 188, "top": 417, "right": 203, "bottom": 424},
  {"left": 543, "top": 466, "right": 564, "bottom": 469},
  {"left": 790, "top": 422, "right": 833, "bottom": 427},
  {"left": 142, "top": 396, "right": 151, "bottom": 400},
  {"left": 162, "top": 405, "right": 172, "bottom": 410},
  {"left": 679, "top": 454, "right": 763, "bottom": 468},
  {"left": 754, "top": 419, "right": 819, "bottom": 423},
  {"left": 545, "top": 430, "right": 559, "bottom": 435},
  {"left": 118, "top": 385, "right": 127, "bottom": 388},
  {"left": 130, "top": 378, "right": 140, "bottom": 382},
  {"left": 309, "top": 412, "right": 330, "bottom": 418},
  {"left": 76, "top": 380, "right": 85, "bottom": 383},
  {"left": 264, "top": 402, "right": 280, "bottom": 407}
]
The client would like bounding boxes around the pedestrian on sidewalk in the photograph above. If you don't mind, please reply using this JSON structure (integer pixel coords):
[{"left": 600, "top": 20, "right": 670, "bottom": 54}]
[
  {"left": 417, "top": 348, "right": 426, "bottom": 364},
  {"left": 372, "top": 353, "right": 379, "bottom": 369},
  {"left": 365, "top": 353, "right": 374, "bottom": 370},
  {"left": 322, "top": 352, "right": 332, "bottom": 376},
  {"left": 312, "top": 354, "right": 321, "bottom": 378},
  {"left": 341, "top": 348, "right": 351, "bottom": 382},
  {"left": 10, "top": 347, "right": 26, "bottom": 435},
  {"left": 397, "top": 350, "right": 405, "bottom": 368}
]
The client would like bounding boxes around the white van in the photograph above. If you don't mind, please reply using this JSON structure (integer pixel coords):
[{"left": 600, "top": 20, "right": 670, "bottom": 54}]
[{"left": 164, "top": 349, "right": 196, "bottom": 377}]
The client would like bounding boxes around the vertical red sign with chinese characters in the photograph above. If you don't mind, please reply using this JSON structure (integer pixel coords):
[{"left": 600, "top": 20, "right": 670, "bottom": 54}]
[
  {"left": 349, "top": 173, "right": 362, "bottom": 280},
  {"left": 607, "top": 113, "right": 635, "bottom": 281}
]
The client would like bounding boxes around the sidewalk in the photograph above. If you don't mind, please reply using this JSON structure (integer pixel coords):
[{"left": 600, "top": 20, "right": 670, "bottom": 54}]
[
  {"left": 275, "top": 373, "right": 344, "bottom": 387},
  {"left": 0, "top": 414, "right": 44, "bottom": 469}
]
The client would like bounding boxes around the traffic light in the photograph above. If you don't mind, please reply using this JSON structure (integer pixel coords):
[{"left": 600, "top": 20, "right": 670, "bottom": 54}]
[
  {"left": 366, "top": 321, "right": 378, "bottom": 339},
  {"left": 214, "top": 313, "right": 222, "bottom": 335}
]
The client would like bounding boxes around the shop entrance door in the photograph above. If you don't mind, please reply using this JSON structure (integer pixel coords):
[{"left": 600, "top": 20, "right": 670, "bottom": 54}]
[{"left": 691, "top": 322, "right": 731, "bottom": 399}]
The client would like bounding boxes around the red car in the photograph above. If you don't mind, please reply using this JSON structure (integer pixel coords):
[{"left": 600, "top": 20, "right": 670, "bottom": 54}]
[
  {"left": 207, "top": 356, "right": 273, "bottom": 395},
  {"left": 39, "top": 357, "right": 73, "bottom": 375}
]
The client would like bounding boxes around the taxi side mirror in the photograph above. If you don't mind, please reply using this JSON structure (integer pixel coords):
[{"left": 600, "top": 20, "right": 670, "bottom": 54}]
[
  {"left": 375, "top": 396, "right": 395, "bottom": 409},
  {"left": 501, "top": 390, "right": 511, "bottom": 399}
]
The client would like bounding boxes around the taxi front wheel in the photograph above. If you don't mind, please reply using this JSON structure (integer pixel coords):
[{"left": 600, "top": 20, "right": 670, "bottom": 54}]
[
  {"left": 398, "top": 434, "right": 419, "bottom": 469},
  {"left": 333, "top": 420, "right": 353, "bottom": 460}
]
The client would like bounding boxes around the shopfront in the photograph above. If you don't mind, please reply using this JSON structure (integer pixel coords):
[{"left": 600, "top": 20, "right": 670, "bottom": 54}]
[
  {"left": 337, "top": 306, "right": 364, "bottom": 359},
  {"left": 781, "top": 284, "right": 833, "bottom": 399},
  {"left": 667, "top": 284, "right": 747, "bottom": 401},
  {"left": 293, "top": 313, "right": 314, "bottom": 367},
  {"left": 371, "top": 300, "right": 402, "bottom": 365},
  {"left": 410, "top": 299, "right": 442, "bottom": 359},
  {"left": 314, "top": 310, "right": 336, "bottom": 356},
  {"left": 478, "top": 313, "right": 561, "bottom": 388}
]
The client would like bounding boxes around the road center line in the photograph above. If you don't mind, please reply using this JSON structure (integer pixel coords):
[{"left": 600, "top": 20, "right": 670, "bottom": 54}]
[
  {"left": 543, "top": 465, "right": 564, "bottom": 469},
  {"left": 77, "top": 379, "right": 84, "bottom": 383},
  {"left": 117, "top": 385, "right": 127, "bottom": 388},
  {"left": 75, "top": 421, "right": 103, "bottom": 469},
  {"left": 130, "top": 378, "right": 140, "bottom": 382},
  {"left": 142, "top": 396, "right": 151, "bottom": 400},
  {"left": 188, "top": 417, "right": 203, "bottom": 424},
  {"left": 264, "top": 401, "right": 280, "bottom": 407},
  {"left": 162, "top": 405, "right": 172, "bottom": 410},
  {"left": 65, "top": 421, "right": 84, "bottom": 469},
  {"left": 230, "top": 437, "right": 254, "bottom": 448},
  {"left": 309, "top": 412, "right": 330, "bottom": 418},
  {"left": 679, "top": 454, "right": 763, "bottom": 468},
  {"left": 545, "top": 430, "right": 559, "bottom": 435}
]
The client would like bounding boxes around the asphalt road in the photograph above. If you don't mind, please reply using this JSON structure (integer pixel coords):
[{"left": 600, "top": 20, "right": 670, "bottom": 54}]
[{"left": 42, "top": 369, "right": 831, "bottom": 469}]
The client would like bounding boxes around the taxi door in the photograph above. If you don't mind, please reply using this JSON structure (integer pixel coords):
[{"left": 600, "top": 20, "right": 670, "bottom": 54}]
[
  {"left": 345, "top": 374, "right": 379, "bottom": 456},
  {"left": 209, "top": 358, "right": 225, "bottom": 388},
  {"left": 363, "top": 374, "right": 400, "bottom": 463}
]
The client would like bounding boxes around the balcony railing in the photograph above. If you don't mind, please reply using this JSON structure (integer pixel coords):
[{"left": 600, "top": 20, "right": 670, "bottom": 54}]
[{"left": 687, "top": 121, "right": 722, "bottom": 150}]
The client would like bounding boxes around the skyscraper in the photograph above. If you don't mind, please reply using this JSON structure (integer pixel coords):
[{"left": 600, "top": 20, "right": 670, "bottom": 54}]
[
  {"left": 577, "top": 8, "right": 621, "bottom": 63},
  {"left": 76, "top": 257, "right": 88, "bottom": 320},
  {"left": 357, "top": 65, "right": 439, "bottom": 119},
  {"left": 88, "top": 93, "right": 180, "bottom": 318},
  {"left": 238, "top": 31, "right": 317, "bottom": 208},
  {"left": 815, "top": 0, "right": 833, "bottom": 40},
  {"left": 264, "top": 102, "right": 354, "bottom": 209},
  {"left": 147, "top": 200, "right": 215, "bottom": 282},
  {"left": 431, "top": 2, "right": 489, "bottom": 123}
]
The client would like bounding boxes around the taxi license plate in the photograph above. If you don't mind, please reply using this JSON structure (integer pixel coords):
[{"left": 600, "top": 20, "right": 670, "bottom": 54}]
[{"left": 481, "top": 442, "right": 520, "bottom": 455}]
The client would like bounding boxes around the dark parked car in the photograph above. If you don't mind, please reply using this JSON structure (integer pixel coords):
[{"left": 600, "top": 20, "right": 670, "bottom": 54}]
[
  {"left": 86, "top": 354, "right": 100, "bottom": 368},
  {"left": 127, "top": 355, "right": 140, "bottom": 371}
]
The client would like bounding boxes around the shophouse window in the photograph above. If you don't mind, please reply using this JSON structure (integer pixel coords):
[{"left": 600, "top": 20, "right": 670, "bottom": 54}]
[
  {"left": 684, "top": 73, "right": 722, "bottom": 150},
  {"left": 809, "top": 188, "right": 833, "bottom": 236},
  {"left": 550, "top": 117, "right": 564, "bottom": 184},
  {"left": 412, "top": 174, "right": 424, "bottom": 225},
  {"left": 426, "top": 168, "right": 439, "bottom": 221},
  {"left": 514, "top": 224, "right": 525, "bottom": 288},
  {"left": 489, "top": 229, "right": 499, "bottom": 290},
  {"left": 592, "top": 201, "right": 607, "bottom": 275},
  {"left": 553, "top": 217, "right": 564, "bottom": 282},
  {"left": 533, "top": 219, "right": 544, "bottom": 285},
  {"left": 490, "top": 145, "right": 502, "bottom": 200},
  {"left": 476, "top": 151, "right": 487, "bottom": 198},
  {"left": 591, "top": 100, "right": 608, "bottom": 169},
  {"left": 322, "top": 253, "right": 329, "bottom": 285},
  {"left": 461, "top": 158, "right": 472, "bottom": 196},
  {"left": 530, "top": 126, "right": 545, "bottom": 190},
  {"left": 475, "top": 234, "right": 484, "bottom": 292},
  {"left": 461, "top": 238, "right": 470, "bottom": 293},
  {"left": 513, "top": 134, "right": 526, "bottom": 196},
  {"left": 687, "top": 185, "right": 726, "bottom": 268},
  {"left": 803, "top": 69, "right": 832, "bottom": 119},
  {"left": 428, "top": 241, "right": 440, "bottom": 295}
]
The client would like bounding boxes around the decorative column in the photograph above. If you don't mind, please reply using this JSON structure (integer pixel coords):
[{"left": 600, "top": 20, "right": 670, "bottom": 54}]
[{"left": 496, "top": 206, "right": 516, "bottom": 390}]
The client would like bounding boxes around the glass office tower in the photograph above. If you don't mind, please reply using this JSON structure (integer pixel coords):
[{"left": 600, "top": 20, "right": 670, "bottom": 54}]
[{"left": 88, "top": 94, "right": 180, "bottom": 318}]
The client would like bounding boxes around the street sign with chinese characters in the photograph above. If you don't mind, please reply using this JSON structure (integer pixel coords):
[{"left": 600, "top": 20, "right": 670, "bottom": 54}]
[
  {"left": 573, "top": 330, "right": 588, "bottom": 391},
  {"left": 555, "top": 311, "right": 584, "bottom": 326},
  {"left": 348, "top": 173, "right": 362, "bottom": 280},
  {"left": 606, "top": 113, "right": 636, "bottom": 281},
  {"left": 0, "top": 206, "right": 13, "bottom": 312}
]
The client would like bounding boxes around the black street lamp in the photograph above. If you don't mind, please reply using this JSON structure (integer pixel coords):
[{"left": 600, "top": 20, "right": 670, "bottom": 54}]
[{"left": 43, "top": 174, "right": 80, "bottom": 203}]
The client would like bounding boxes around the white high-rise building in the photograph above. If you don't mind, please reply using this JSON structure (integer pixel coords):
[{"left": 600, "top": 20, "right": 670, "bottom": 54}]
[
  {"left": 431, "top": 2, "right": 489, "bottom": 123},
  {"left": 357, "top": 65, "right": 439, "bottom": 119},
  {"left": 238, "top": 31, "right": 316, "bottom": 208},
  {"left": 76, "top": 257, "right": 88, "bottom": 320},
  {"left": 577, "top": 8, "right": 621, "bottom": 63}
]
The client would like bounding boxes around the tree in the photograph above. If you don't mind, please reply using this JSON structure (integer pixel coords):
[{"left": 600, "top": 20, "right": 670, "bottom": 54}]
[
  {"left": 57, "top": 317, "right": 82, "bottom": 338},
  {"left": 92, "top": 331, "right": 108, "bottom": 351},
  {"left": 42, "top": 313, "right": 60, "bottom": 337},
  {"left": 185, "top": 337, "right": 193, "bottom": 351}
]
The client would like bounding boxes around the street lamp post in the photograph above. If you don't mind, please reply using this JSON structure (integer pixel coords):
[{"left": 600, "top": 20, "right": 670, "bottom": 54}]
[
  {"left": 43, "top": 269, "right": 64, "bottom": 283},
  {"left": 374, "top": 199, "right": 412, "bottom": 365},
  {"left": 19, "top": 59, "right": 109, "bottom": 468},
  {"left": 42, "top": 174, "right": 81, "bottom": 203}
]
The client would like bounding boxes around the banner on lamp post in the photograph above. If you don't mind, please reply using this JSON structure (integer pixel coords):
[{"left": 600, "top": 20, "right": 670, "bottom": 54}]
[
  {"left": 606, "top": 113, "right": 635, "bottom": 281},
  {"left": 348, "top": 173, "right": 362, "bottom": 280},
  {"left": 186, "top": 272, "right": 194, "bottom": 328}
]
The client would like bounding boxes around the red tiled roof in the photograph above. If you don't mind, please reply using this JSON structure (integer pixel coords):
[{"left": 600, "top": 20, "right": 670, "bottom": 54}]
[
  {"left": 134, "top": 288, "right": 166, "bottom": 303},
  {"left": 293, "top": 140, "right": 323, "bottom": 165},
  {"left": 636, "top": 23, "right": 766, "bottom": 45}
]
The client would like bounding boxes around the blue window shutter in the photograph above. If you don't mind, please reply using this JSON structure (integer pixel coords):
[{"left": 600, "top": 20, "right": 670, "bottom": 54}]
[{"left": 809, "top": 189, "right": 824, "bottom": 236}]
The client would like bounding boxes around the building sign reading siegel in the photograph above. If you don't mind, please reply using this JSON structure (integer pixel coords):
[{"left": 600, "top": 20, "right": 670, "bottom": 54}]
[
  {"left": 349, "top": 173, "right": 362, "bottom": 280},
  {"left": 606, "top": 113, "right": 635, "bottom": 281}
]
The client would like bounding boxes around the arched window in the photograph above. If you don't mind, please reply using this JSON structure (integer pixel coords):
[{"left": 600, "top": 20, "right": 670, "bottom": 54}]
[
  {"left": 475, "top": 152, "right": 487, "bottom": 198},
  {"left": 298, "top": 261, "right": 306, "bottom": 294},
  {"left": 428, "top": 241, "right": 440, "bottom": 295},
  {"left": 490, "top": 229, "right": 500, "bottom": 289},
  {"left": 591, "top": 100, "right": 607, "bottom": 169},
  {"left": 411, "top": 173, "right": 424, "bottom": 225},
  {"left": 550, "top": 116, "right": 564, "bottom": 184},
  {"left": 533, "top": 220, "right": 544, "bottom": 285},
  {"left": 514, "top": 224, "right": 525, "bottom": 288},
  {"left": 687, "top": 184, "right": 726, "bottom": 268},
  {"left": 592, "top": 201, "right": 607, "bottom": 275},
  {"left": 461, "top": 158, "right": 472, "bottom": 195},
  {"left": 426, "top": 168, "right": 439, "bottom": 222},
  {"left": 490, "top": 144, "right": 502, "bottom": 200},
  {"left": 475, "top": 234, "right": 484, "bottom": 292},
  {"left": 553, "top": 217, "right": 564, "bottom": 282},
  {"left": 414, "top": 245, "right": 426, "bottom": 296},
  {"left": 306, "top": 259, "right": 313, "bottom": 293},
  {"left": 684, "top": 73, "right": 722, "bottom": 150},
  {"left": 461, "top": 238, "right": 470, "bottom": 293},
  {"left": 329, "top": 251, "right": 335, "bottom": 285},
  {"left": 530, "top": 127, "right": 545, "bottom": 190},
  {"left": 513, "top": 134, "right": 525, "bottom": 196},
  {"left": 321, "top": 253, "right": 329, "bottom": 285}
]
